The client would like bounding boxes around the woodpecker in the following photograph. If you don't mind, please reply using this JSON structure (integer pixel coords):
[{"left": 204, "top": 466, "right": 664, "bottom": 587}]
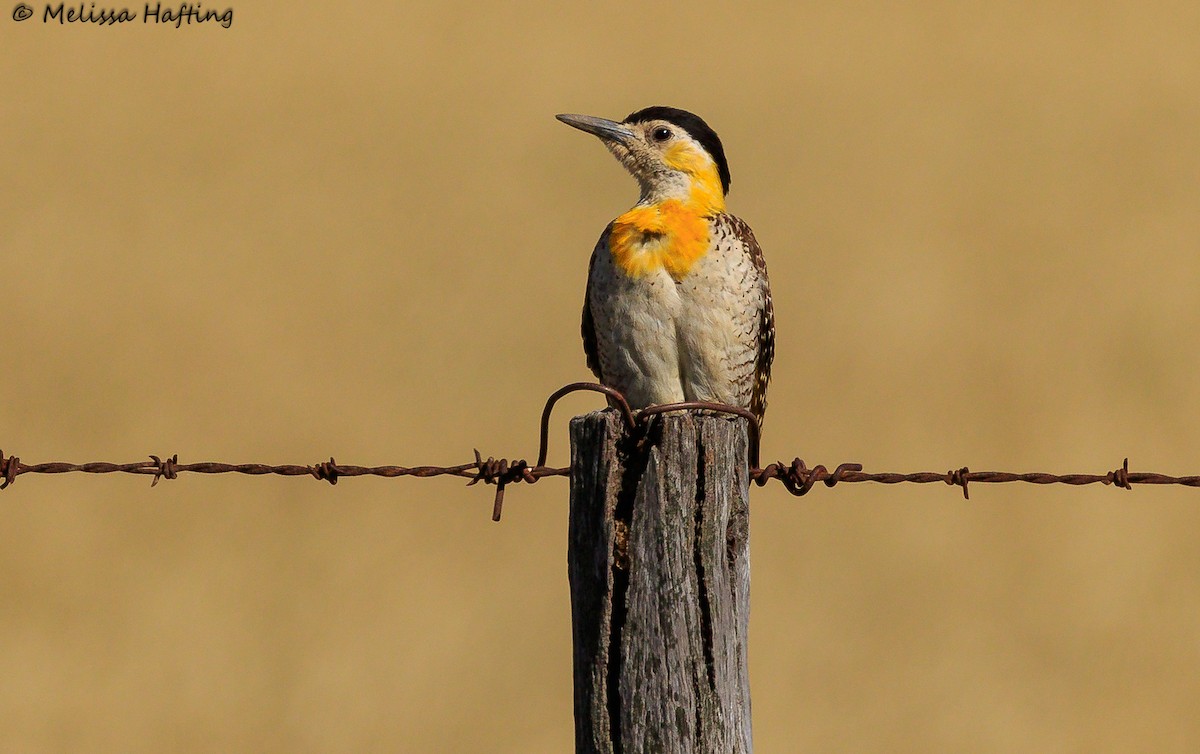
[{"left": 557, "top": 106, "right": 775, "bottom": 423}]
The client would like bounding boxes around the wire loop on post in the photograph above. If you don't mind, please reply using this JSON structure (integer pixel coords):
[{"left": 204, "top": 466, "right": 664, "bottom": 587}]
[{"left": 537, "top": 382, "right": 635, "bottom": 468}]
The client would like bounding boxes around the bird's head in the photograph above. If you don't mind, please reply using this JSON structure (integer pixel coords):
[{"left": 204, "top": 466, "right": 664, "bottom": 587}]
[{"left": 557, "top": 106, "right": 730, "bottom": 213}]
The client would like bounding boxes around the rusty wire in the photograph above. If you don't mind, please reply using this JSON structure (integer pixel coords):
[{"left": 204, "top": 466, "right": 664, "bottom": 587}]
[
  {"left": 0, "top": 448, "right": 566, "bottom": 522},
  {"left": 749, "top": 457, "right": 1200, "bottom": 499},
  {"left": 2, "top": 384, "right": 1199, "bottom": 521}
]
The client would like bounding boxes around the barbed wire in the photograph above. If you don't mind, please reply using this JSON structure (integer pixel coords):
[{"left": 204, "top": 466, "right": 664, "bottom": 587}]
[
  {"left": 0, "top": 450, "right": 567, "bottom": 522},
  {"left": 2, "top": 383, "right": 1198, "bottom": 520}
]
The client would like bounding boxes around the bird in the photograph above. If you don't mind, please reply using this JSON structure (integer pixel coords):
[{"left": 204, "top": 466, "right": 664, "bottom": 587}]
[{"left": 557, "top": 106, "right": 774, "bottom": 424}]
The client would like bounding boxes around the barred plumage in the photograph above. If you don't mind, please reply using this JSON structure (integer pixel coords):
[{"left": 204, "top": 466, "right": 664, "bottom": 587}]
[
  {"left": 561, "top": 106, "right": 775, "bottom": 424},
  {"left": 581, "top": 213, "right": 773, "bottom": 424}
]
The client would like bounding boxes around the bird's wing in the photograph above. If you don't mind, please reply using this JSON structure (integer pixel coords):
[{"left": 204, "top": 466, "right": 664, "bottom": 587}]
[
  {"left": 580, "top": 225, "right": 612, "bottom": 383},
  {"left": 726, "top": 215, "right": 774, "bottom": 424}
]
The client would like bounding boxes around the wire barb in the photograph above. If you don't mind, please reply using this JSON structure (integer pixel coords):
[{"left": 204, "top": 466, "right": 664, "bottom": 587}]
[
  {"left": 751, "top": 460, "right": 865, "bottom": 496},
  {"left": 0, "top": 449, "right": 19, "bottom": 490},
  {"left": 149, "top": 454, "right": 179, "bottom": 487},
  {"left": 1108, "top": 457, "right": 1132, "bottom": 490},
  {"left": 947, "top": 467, "right": 970, "bottom": 500},
  {"left": 469, "top": 450, "right": 541, "bottom": 521},
  {"left": 311, "top": 457, "right": 341, "bottom": 486}
]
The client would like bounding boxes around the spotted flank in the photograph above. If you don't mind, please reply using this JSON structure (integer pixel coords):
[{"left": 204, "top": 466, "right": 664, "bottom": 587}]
[
  {"left": 723, "top": 215, "right": 774, "bottom": 423},
  {"left": 563, "top": 105, "right": 775, "bottom": 424}
]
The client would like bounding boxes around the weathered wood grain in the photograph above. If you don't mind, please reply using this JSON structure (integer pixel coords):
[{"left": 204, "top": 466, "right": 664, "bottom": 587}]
[{"left": 569, "top": 410, "right": 752, "bottom": 754}]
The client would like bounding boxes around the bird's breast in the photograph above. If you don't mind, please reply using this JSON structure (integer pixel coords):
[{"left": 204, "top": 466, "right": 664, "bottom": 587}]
[{"left": 608, "top": 200, "right": 709, "bottom": 281}]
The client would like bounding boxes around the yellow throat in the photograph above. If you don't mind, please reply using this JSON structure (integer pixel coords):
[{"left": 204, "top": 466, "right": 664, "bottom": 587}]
[{"left": 608, "top": 147, "right": 726, "bottom": 280}]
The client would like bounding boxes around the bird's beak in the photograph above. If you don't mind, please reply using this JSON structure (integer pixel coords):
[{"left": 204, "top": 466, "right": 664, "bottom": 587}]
[{"left": 556, "top": 113, "right": 636, "bottom": 144}]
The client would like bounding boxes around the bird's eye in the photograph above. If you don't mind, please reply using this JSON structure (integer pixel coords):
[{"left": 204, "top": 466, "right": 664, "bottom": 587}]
[{"left": 652, "top": 126, "right": 672, "bottom": 142}]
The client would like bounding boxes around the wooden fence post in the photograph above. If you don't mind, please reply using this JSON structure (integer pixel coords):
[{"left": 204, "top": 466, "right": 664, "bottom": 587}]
[{"left": 568, "top": 410, "right": 752, "bottom": 754}]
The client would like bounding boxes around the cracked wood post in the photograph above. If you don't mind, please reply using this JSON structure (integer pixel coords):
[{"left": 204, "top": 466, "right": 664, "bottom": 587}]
[{"left": 568, "top": 410, "right": 752, "bottom": 754}]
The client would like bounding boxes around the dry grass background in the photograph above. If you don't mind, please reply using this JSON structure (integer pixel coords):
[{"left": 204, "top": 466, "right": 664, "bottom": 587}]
[{"left": 3, "top": 1, "right": 1199, "bottom": 751}]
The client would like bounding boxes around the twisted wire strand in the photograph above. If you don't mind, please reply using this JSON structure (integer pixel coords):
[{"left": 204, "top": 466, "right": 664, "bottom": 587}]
[{"left": 3, "top": 386, "right": 1198, "bottom": 520}]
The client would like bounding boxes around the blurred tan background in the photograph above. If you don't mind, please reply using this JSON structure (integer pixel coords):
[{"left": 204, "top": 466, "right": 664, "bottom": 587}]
[{"left": 2, "top": 1, "right": 1199, "bottom": 751}]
